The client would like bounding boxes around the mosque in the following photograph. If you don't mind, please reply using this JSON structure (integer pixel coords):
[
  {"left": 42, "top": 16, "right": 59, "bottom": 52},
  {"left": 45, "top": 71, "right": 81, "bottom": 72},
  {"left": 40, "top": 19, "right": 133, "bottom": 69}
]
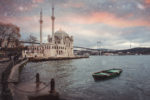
[{"left": 22, "top": 6, "right": 74, "bottom": 58}]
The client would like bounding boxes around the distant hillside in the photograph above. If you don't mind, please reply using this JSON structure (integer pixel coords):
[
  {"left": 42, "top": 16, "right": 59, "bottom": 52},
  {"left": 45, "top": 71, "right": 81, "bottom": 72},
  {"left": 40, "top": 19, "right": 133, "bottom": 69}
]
[
  {"left": 115, "top": 47, "right": 150, "bottom": 54},
  {"left": 74, "top": 47, "right": 150, "bottom": 55}
]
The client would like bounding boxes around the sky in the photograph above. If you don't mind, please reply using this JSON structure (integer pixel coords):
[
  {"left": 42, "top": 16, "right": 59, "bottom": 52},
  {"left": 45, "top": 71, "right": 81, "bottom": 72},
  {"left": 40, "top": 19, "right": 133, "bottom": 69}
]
[{"left": 0, "top": 0, "right": 150, "bottom": 50}]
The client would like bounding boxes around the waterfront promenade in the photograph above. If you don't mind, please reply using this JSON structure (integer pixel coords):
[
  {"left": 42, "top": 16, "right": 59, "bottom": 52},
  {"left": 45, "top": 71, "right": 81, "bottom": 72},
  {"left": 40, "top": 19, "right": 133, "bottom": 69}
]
[
  {"left": 0, "top": 57, "right": 29, "bottom": 100},
  {"left": 0, "top": 57, "right": 58, "bottom": 100},
  {"left": 0, "top": 58, "right": 11, "bottom": 99}
]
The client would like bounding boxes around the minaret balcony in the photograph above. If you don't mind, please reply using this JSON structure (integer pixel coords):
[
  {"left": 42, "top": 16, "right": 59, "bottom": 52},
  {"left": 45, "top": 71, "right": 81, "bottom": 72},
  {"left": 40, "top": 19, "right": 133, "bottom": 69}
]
[
  {"left": 39, "top": 20, "right": 43, "bottom": 23},
  {"left": 51, "top": 16, "right": 55, "bottom": 20}
]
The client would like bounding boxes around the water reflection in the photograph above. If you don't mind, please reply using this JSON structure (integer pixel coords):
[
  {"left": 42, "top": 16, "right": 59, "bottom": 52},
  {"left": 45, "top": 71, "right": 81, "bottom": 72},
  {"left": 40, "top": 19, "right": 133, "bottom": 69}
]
[{"left": 21, "top": 56, "right": 150, "bottom": 100}]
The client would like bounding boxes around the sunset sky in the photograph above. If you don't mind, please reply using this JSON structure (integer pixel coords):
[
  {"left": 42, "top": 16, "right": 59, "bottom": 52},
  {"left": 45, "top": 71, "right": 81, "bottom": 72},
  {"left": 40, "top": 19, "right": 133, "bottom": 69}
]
[{"left": 0, "top": 0, "right": 150, "bottom": 49}]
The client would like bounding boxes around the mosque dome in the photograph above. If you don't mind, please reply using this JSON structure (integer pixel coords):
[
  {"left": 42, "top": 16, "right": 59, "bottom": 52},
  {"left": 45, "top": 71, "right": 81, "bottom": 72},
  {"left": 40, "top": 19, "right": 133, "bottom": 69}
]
[{"left": 54, "top": 29, "right": 69, "bottom": 39}]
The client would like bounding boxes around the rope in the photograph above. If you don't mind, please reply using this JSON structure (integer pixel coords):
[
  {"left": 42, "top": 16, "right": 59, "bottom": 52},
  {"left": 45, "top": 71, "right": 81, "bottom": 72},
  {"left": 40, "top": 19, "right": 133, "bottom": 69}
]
[
  {"left": 13, "top": 82, "right": 50, "bottom": 93},
  {"left": 7, "top": 74, "right": 37, "bottom": 83},
  {"left": 20, "top": 75, "right": 36, "bottom": 82},
  {"left": 8, "top": 76, "right": 36, "bottom": 83}
]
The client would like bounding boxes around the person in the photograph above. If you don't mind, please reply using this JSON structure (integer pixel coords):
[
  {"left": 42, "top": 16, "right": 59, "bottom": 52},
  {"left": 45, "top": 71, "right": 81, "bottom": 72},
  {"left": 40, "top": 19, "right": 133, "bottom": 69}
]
[
  {"left": 36, "top": 73, "right": 40, "bottom": 83},
  {"left": 11, "top": 56, "right": 14, "bottom": 65},
  {"left": 50, "top": 78, "right": 55, "bottom": 93},
  {"left": 9, "top": 53, "right": 11, "bottom": 60},
  {"left": 36, "top": 73, "right": 40, "bottom": 87}
]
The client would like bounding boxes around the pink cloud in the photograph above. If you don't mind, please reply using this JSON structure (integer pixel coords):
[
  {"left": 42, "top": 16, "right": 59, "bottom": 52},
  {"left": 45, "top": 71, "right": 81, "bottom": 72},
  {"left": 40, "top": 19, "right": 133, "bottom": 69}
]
[
  {"left": 144, "top": 0, "right": 150, "bottom": 8},
  {"left": 145, "top": 0, "right": 150, "bottom": 4},
  {"left": 0, "top": 16, "right": 40, "bottom": 33},
  {"left": 91, "top": 12, "right": 150, "bottom": 27},
  {"left": 59, "top": 12, "right": 150, "bottom": 28},
  {"left": 1, "top": 11, "right": 150, "bottom": 35}
]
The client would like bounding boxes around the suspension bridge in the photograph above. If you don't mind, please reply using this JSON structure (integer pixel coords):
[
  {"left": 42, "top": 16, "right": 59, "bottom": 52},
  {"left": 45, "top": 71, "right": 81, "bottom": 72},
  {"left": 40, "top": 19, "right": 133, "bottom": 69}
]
[{"left": 20, "top": 41, "right": 101, "bottom": 51}]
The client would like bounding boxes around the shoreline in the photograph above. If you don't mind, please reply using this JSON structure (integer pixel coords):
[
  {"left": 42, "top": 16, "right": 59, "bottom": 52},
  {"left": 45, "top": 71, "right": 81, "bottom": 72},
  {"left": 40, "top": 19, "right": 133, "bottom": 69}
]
[
  {"left": 1, "top": 58, "right": 28, "bottom": 100},
  {"left": 28, "top": 55, "right": 89, "bottom": 62},
  {"left": 3, "top": 56, "right": 89, "bottom": 100}
]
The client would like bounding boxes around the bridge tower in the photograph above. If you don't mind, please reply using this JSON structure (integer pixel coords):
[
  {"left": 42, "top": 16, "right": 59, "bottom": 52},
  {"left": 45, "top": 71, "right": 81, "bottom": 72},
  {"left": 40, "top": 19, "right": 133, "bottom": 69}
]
[
  {"left": 51, "top": 1, "right": 55, "bottom": 43},
  {"left": 39, "top": 9, "right": 43, "bottom": 45}
]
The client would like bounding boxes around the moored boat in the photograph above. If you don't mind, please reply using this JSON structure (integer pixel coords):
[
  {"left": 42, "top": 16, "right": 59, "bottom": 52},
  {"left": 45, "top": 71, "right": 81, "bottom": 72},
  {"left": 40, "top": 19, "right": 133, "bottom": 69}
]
[{"left": 92, "top": 68, "right": 122, "bottom": 80}]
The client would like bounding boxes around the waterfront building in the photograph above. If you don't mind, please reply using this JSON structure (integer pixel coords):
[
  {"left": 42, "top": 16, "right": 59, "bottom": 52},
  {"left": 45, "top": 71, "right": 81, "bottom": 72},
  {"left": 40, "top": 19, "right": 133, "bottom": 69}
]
[
  {"left": 0, "top": 39, "right": 18, "bottom": 48},
  {"left": 22, "top": 6, "right": 74, "bottom": 58}
]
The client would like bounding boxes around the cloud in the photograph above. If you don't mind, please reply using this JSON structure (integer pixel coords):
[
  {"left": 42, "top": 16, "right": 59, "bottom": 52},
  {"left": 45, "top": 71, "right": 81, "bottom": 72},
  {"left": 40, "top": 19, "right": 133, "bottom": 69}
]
[
  {"left": 0, "top": 0, "right": 43, "bottom": 16},
  {"left": 137, "top": 3, "right": 145, "bottom": 10},
  {"left": 0, "top": 15, "right": 40, "bottom": 33},
  {"left": 59, "top": 11, "right": 150, "bottom": 28},
  {"left": 1, "top": 14, "right": 150, "bottom": 49},
  {"left": 144, "top": 0, "right": 150, "bottom": 8},
  {"left": 32, "top": 0, "right": 44, "bottom": 3},
  {"left": 62, "top": 2, "right": 85, "bottom": 8},
  {"left": 0, "top": 0, "right": 150, "bottom": 49},
  {"left": 120, "top": 27, "right": 150, "bottom": 43},
  {"left": 145, "top": 0, "right": 150, "bottom": 4}
]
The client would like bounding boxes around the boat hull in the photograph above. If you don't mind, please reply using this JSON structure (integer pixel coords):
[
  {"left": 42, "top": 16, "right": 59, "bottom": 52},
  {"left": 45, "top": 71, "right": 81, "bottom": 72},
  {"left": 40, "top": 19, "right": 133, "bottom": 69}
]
[{"left": 92, "top": 69, "right": 122, "bottom": 81}]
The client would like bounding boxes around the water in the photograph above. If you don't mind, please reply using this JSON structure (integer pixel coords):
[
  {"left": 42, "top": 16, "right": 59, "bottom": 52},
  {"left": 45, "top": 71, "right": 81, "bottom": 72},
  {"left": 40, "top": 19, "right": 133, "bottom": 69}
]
[{"left": 20, "top": 56, "right": 150, "bottom": 100}]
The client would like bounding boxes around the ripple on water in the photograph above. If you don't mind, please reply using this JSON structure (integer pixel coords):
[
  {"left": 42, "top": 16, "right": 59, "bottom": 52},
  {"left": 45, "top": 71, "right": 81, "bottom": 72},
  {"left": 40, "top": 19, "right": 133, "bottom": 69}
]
[{"left": 20, "top": 56, "right": 150, "bottom": 100}]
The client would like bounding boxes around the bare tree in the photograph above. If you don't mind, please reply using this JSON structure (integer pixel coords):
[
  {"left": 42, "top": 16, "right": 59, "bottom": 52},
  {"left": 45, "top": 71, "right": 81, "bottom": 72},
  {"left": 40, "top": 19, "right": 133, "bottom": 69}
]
[
  {"left": 0, "top": 22, "right": 21, "bottom": 48},
  {"left": 25, "top": 34, "right": 38, "bottom": 45},
  {"left": 29, "top": 35, "right": 37, "bottom": 42}
]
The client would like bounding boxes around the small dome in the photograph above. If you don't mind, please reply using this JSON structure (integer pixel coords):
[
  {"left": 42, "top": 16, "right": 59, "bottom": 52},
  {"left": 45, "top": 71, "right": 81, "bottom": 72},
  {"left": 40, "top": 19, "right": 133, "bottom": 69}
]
[{"left": 54, "top": 29, "right": 68, "bottom": 38}]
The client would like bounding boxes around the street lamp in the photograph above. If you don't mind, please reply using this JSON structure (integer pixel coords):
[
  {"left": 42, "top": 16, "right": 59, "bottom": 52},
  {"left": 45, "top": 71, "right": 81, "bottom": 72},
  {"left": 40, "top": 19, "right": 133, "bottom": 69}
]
[{"left": 97, "top": 41, "right": 101, "bottom": 55}]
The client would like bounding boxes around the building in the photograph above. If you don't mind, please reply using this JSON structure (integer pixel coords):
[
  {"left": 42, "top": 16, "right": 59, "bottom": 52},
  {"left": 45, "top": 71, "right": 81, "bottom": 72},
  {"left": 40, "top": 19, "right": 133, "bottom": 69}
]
[
  {"left": 0, "top": 39, "right": 19, "bottom": 48},
  {"left": 22, "top": 6, "right": 74, "bottom": 58}
]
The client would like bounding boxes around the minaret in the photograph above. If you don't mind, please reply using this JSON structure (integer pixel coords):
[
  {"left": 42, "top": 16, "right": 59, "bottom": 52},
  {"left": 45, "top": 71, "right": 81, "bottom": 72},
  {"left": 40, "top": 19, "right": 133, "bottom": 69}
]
[
  {"left": 39, "top": 9, "right": 43, "bottom": 45},
  {"left": 51, "top": 2, "right": 55, "bottom": 43}
]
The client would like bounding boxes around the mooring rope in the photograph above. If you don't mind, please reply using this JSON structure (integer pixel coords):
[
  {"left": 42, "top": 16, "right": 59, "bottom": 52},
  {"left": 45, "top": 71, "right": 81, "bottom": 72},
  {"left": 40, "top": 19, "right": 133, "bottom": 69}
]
[
  {"left": 7, "top": 75, "right": 36, "bottom": 83},
  {"left": 12, "top": 82, "right": 50, "bottom": 93},
  {"left": 20, "top": 75, "right": 36, "bottom": 82}
]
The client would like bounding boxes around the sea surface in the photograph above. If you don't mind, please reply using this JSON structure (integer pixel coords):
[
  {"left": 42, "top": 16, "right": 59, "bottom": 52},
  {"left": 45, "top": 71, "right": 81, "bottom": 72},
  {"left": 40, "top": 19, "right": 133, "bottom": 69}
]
[{"left": 20, "top": 55, "right": 150, "bottom": 100}]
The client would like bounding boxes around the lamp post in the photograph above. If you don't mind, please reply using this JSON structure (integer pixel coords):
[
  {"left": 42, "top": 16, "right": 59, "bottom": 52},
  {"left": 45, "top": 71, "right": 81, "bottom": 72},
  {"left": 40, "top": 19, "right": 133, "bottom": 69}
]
[
  {"left": 130, "top": 41, "right": 131, "bottom": 49},
  {"left": 97, "top": 41, "right": 101, "bottom": 56}
]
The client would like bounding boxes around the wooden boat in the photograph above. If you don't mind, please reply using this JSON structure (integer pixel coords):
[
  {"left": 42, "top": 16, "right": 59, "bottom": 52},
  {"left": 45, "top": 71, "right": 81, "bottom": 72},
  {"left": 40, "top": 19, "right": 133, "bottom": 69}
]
[{"left": 92, "top": 69, "right": 122, "bottom": 80}]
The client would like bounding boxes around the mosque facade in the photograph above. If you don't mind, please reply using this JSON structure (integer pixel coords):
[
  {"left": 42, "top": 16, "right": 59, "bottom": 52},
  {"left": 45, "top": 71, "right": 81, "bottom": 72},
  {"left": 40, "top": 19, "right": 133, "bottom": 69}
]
[{"left": 22, "top": 6, "right": 74, "bottom": 58}]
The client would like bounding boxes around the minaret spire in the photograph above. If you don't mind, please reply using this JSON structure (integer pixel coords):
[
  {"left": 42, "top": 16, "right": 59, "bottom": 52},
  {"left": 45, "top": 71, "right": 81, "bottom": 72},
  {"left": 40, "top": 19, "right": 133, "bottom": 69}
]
[
  {"left": 51, "top": 0, "right": 55, "bottom": 43},
  {"left": 39, "top": 8, "right": 43, "bottom": 45}
]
